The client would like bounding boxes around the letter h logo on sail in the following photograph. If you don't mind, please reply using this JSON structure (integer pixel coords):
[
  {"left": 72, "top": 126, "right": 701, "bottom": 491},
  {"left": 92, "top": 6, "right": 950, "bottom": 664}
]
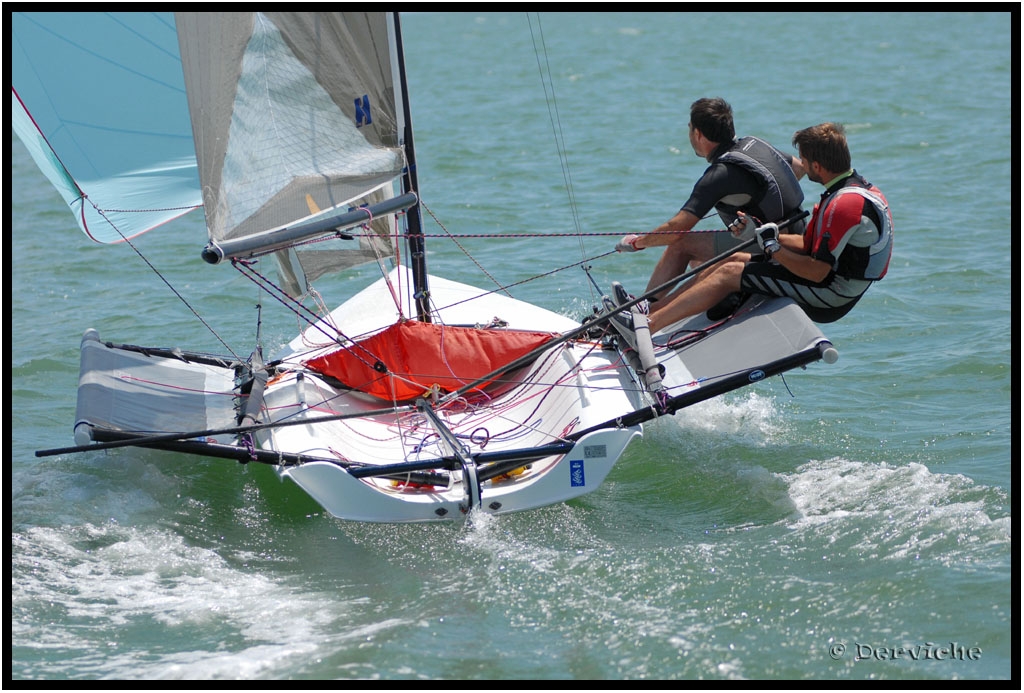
[{"left": 354, "top": 95, "right": 372, "bottom": 127}]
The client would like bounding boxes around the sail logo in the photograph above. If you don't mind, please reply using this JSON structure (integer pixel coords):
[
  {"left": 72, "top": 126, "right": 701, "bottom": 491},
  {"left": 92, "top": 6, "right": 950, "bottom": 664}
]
[
  {"left": 748, "top": 369, "right": 766, "bottom": 382},
  {"left": 354, "top": 95, "right": 372, "bottom": 127},
  {"left": 570, "top": 460, "right": 585, "bottom": 487}
]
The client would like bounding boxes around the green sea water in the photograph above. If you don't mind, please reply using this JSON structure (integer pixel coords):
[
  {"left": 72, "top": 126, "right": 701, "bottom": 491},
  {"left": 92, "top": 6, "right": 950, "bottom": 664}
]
[{"left": 10, "top": 11, "right": 1013, "bottom": 680}]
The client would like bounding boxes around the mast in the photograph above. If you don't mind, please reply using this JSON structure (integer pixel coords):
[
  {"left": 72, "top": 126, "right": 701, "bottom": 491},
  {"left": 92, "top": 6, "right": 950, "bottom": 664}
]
[{"left": 392, "top": 12, "right": 431, "bottom": 322}]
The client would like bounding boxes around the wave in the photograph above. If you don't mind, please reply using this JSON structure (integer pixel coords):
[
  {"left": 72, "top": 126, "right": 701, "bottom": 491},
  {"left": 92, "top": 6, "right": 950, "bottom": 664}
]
[{"left": 780, "top": 457, "right": 1011, "bottom": 566}]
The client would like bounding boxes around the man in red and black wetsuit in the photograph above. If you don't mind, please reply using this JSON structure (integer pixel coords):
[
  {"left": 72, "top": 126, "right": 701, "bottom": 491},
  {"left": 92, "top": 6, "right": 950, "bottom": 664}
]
[{"left": 636, "top": 122, "right": 893, "bottom": 332}]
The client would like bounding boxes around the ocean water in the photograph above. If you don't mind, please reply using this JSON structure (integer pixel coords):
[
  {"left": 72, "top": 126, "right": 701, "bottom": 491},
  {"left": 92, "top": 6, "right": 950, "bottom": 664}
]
[{"left": 9, "top": 11, "right": 1013, "bottom": 681}]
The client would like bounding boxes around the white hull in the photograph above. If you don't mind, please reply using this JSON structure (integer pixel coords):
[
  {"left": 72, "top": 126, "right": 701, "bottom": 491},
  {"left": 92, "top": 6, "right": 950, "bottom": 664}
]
[
  {"left": 70, "top": 266, "right": 834, "bottom": 523},
  {"left": 266, "top": 268, "right": 644, "bottom": 521},
  {"left": 70, "top": 266, "right": 835, "bottom": 523},
  {"left": 72, "top": 267, "right": 646, "bottom": 522},
  {"left": 280, "top": 427, "right": 639, "bottom": 522}
]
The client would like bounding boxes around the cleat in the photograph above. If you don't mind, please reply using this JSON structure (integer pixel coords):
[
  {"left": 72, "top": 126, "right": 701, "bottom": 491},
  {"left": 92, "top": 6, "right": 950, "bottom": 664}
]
[{"left": 580, "top": 307, "right": 610, "bottom": 339}]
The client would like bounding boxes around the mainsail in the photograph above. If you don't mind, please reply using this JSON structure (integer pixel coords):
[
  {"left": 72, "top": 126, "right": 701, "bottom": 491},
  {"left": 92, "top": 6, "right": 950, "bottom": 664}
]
[
  {"left": 177, "top": 13, "right": 406, "bottom": 242},
  {"left": 177, "top": 12, "right": 411, "bottom": 297}
]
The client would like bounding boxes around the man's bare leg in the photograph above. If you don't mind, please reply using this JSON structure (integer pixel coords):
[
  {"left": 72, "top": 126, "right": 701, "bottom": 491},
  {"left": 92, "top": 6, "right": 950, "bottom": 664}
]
[
  {"left": 648, "top": 259, "right": 746, "bottom": 333},
  {"left": 645, "top": 233, "right": 715, "bottom": 300}
]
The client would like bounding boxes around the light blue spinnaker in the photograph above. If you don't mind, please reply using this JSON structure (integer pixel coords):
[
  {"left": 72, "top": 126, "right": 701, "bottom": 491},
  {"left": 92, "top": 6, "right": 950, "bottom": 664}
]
[{"left": 11, "top": 12, "right": 202, "bottom": 243}]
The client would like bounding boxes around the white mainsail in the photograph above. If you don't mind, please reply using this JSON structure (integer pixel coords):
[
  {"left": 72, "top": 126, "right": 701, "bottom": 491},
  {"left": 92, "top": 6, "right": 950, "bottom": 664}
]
[
  {"left": 177, "top": 12, "right": 412, "bottom": 297},
  {"left": 176, "top": 13, "right": 406, "bottom": 243}
]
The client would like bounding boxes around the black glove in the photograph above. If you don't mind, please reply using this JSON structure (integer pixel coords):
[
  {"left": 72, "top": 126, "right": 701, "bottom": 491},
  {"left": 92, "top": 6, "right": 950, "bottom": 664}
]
[{"left": 756, "top": 222, "right": 781, "bottom": 258}]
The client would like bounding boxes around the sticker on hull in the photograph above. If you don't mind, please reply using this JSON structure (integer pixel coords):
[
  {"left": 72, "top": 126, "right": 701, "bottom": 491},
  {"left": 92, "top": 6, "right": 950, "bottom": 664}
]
[{"left": 570, "top": 459, "right": 585, "bottom": 487}]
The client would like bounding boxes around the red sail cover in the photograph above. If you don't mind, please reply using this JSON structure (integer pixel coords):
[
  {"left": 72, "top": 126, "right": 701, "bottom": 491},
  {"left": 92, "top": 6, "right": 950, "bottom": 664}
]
[{"left": 305, "top": 320, "right": 557, "bottom": 402}]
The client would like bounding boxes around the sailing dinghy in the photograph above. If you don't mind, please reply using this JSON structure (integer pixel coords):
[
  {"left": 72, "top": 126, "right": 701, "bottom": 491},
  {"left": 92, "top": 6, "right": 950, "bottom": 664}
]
[{"left": 15, "top": 12, "right": 837, "bottom": 522}]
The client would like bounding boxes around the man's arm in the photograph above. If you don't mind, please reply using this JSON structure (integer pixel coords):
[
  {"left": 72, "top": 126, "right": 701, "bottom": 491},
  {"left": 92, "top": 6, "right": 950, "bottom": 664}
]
[
  {"left": 772, "top": 234, "right": 831, "bottom": 282},
  {"left": 631, "top": 209, "right": 701, "bottom": 249},
  {"left": 787, "top": 154, "right": 807, "bottom": 180}
]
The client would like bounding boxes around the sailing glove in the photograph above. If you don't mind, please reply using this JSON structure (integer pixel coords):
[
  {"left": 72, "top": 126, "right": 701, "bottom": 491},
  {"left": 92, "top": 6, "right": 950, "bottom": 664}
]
[
  {"left": 755, "top": 222, "right": 781, "bottom": 258},
  {"left": 729, "top": 213, "right": 761, "bottom": 239},
  {"left": 616, "top": 234, "right": 642, "bottom": 252}
]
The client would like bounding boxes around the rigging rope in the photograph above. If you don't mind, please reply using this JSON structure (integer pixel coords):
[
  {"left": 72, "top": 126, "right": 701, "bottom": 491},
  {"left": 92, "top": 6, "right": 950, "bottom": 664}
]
[
  {"left": 79, "top": 10, "right": 729, "bottom": 375},
  {"left": 91, "top": 203, "right": 243, "bottom": 361},
  {"left": 230, "top": 259, "right": 384, "bottom": 370},
  {"left": 527, "top": 12, "right": 597, "bottom": 303},
  {"left": 422, "top": 202, "right": 510, "bottom": 296},
  {"left": 330, "top": 228, "right": 730, "bottom": 239}
]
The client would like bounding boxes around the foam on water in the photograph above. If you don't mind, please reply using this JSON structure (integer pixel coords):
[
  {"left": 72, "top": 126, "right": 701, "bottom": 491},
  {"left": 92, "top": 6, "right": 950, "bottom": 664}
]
[
  {"left": 9, "top": 522, "right": 395, "bottom": 679},
  {"left": 666, "top": 390, "right": 782, "bottom": 443},
  {"left": 780, "top": 458, "right": 1011, "bottom": 564}
]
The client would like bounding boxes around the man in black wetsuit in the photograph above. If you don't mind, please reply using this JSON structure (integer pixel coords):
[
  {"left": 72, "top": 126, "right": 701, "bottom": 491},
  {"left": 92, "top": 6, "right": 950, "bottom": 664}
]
[{"left": 616, "top": 97, "right": 806, "bottom": 306}]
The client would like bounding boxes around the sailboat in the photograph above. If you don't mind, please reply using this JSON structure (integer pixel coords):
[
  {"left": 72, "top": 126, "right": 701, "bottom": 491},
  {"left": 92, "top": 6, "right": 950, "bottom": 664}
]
[{"left": 14, "top": 12, "right": 837, "bottom": 522}]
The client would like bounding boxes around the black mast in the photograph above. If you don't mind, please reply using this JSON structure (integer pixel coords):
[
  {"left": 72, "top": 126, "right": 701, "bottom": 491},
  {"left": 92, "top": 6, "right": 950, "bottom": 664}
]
[{"left": 392, "top": 12, "right": 431, "bottom": 322}]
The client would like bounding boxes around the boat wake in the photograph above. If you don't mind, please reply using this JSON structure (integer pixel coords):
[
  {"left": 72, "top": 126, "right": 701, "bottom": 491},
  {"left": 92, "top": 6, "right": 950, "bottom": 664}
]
[{"left": 780, "top": 457, "right": 1011, "bottom": 565}]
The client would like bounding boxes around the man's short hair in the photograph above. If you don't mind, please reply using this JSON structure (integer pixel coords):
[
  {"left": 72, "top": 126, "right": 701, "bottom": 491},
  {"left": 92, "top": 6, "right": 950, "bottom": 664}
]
[
  {"left": 690, "top": 97, "right": 735, "bottom": 145},
  {"left": 792, "top": 122, "right": 851, "bottom": 173}
]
